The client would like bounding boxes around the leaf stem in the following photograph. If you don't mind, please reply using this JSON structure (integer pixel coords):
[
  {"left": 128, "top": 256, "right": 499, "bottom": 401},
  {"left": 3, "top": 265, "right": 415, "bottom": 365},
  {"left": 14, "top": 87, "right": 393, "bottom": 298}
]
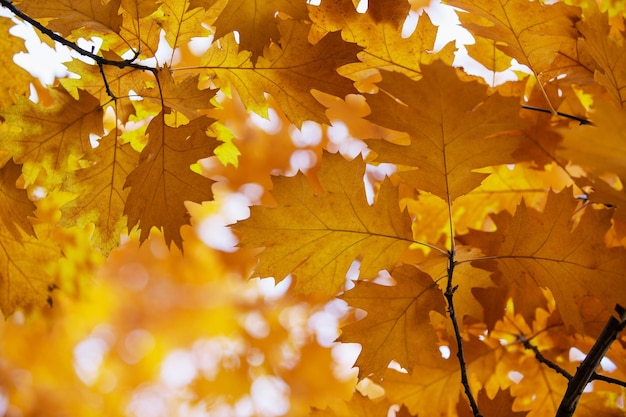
[{"left": 444, "top": 250, "right": 483, "bottom": 417}]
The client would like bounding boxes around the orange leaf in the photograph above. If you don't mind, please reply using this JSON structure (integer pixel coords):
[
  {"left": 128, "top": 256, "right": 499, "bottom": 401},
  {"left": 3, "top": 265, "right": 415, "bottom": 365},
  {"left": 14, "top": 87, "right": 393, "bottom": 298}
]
[
  {"left": 0, "top": 160, "right": 35, "bottom": 240},
  {"left": 366, "top": 61, "right": 526, "bottom": 201},
  {"left": 461, "top": 189, "right": 626, "bottom": 332},
  {"left": 124, "top": 115, "right": 218, "bottom": 248},
  {"left": 340, "top": 264, "right": 446, "bottom": 376}
]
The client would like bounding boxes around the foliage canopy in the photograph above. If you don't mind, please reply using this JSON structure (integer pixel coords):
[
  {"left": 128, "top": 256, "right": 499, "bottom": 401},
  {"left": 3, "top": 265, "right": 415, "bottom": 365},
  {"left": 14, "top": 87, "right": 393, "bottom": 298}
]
[{"left": 0, "top": 0, "right": 625, "bottom": 416}]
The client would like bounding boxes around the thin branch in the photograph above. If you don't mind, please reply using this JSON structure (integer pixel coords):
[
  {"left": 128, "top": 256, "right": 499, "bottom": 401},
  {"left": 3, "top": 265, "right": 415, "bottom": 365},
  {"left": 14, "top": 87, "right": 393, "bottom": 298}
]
[
  {"left": 591, "top": 373, "right": 626, "bottom": 388},
  {"left": 0, "top": 0, "right": 154, "bottom": 74},
  {"left": 519, "top": 335, "right": 573, "bottom": 380},
  {"left": 445, "top": 251, "right": 483, "bottom": 417},
  {"left": 521, "top": 104, "right": 593, "bottom": 126},
  {"left": 556, "top": 304, "right": 626, "bottom": 417}
]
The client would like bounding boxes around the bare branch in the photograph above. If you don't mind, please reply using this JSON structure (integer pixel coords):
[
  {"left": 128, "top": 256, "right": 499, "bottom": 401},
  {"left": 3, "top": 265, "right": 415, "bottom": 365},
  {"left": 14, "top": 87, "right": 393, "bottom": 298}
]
[
  {"left": 556, "top": 304, "right": 626, "bottom": 417},
  {"left": 445, "top": 251, "right": 483, "bottom": 417},
  {"left": 521, "top": 104, "right": 593, "bottom": 125},
  {"left": 519, "top": 335, "right": 573, "bottom": 380}
]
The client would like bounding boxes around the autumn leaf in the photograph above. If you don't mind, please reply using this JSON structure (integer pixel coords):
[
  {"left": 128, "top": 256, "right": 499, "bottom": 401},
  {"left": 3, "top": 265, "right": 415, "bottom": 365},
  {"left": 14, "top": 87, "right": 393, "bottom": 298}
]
[
  {"left": 0, "top": 17, "right": 32, "bottom": 108},
  {"left": 382, "top": 337, "right": 501, "bottom": 417},
  {"left": 14, "top": 0, "right": 123, "bottom": 38},
  {"left": 0, "top": 87, "right": 103, "bottom": 183},
  {"left": 235, "top": 152, "right": 413, "bottom": 295},
  {"left": 124, "top": 115, "right": 218, "bottom": 248},
  {"left": 0, "top": 227, "right": 61, "bottom": 316},
  {"left": 310, "top": 3, "right": 455, "bottom": 82},
  {"left": 200, "top": 0, "right": 309, "bottom": 59},
  {"left": 340, "top": 264, "right": 446, "bottom": 376},
  {"left": 366, "top": 61, "right": 526, "bottom": 201},
  {"left": 576, "top": 3, "right": 626, "bottom": 108},
  {"left": 0, "top": 160, "right": 35, "bottom": 240},
  {"left": 61, "top": 132, "right": 139, "bottom": 252},
  {"left": 446, "top": 0, "right": 581, "bottom": 77},
  {"left": 139, "top": 67, "right": 216, "bottom": 120},
  {"left": 460, "top": 189, "right": 626, "bottom": 332},
  {"left": 456, "top": 388, "right": 528, "bottom": 417},
  {"left": 202, "top": 20, "right": 360, "bottom": 125}
]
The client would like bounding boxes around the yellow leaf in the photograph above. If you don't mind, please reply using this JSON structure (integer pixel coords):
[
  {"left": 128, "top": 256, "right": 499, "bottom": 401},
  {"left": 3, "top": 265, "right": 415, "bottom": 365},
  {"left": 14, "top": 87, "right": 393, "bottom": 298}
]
[
  {"left": 60, "top": 132, "right": 139, "bottom": 253},
  {"left": 235, "top": 152, "right": 413, "bottom": 295},
  {"left": 0, "top": 87, "right": 103, "bottom": 183},
  {"left": 0, "top": 17, "right": 32, "bottom": 108},
  {"left": 124, "top": 115, "right": 218, "bottom": 248},
  {"left": 202, "top": 20, "right": 360, "bottom": 125},
  {"left": 0, "top": 227, "right": 61, "bottom": 316}
]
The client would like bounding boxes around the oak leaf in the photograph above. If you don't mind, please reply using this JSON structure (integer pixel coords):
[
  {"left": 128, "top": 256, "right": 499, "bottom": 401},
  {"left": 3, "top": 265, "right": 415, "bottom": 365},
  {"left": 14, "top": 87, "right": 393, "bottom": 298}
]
[
  {"left": 124, "top": 115, "right": 218, "bottom": 248},
  {"left": 0, "top": 227, "right": 61, "bottom": 316},
  {"left": 140, "top": 68, "right": 216, "bottom": 120},
  {"left": 340, "top": 264, "right": 446, "bottom": 376},
  {"left": 15, "top": 0, "right": 122, "bottom": 38},
  {"left": 61, "top": 132, "right": 139, "bottom": 253},
  {"left": 235, "top": 152, "right": 413, "bottom": 295},
  {"left": 460, "top": 189, "right": 626, "bottom": 332},
  {"left": 366, "top": 61, "right": 526, "bottom": 201},
  {"left": 457, "top": 388, "right": 528, "bottom": 417},
  {"left": 200, "top": 0, "right": 309, "bottom": 59},
  {"left": 446, "top": 0, "right": 580, "bottom": 76},
  {"left": 202, "top": 20, "right": 360, "bottom": 125},
  {"left": 576, "top": 3, "right": 626, "bottom": 108},
  {"left": 0, "top": 160, "right": 35, "bottom": 240},
  {"left": 0, "top": 17, "right": 32, "bottom": 108},
  {"left": 0, "top": 87, "right": 103, "bottom": 183},
  {"left": 310, "top": 3, "right": 455, "bottom": 82}
]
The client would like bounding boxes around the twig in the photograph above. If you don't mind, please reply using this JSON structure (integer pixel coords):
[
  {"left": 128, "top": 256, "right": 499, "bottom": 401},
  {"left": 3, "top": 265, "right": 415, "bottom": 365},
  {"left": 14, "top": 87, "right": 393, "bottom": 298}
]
[
  {"left": 519, "top": 335, "right": 573, "bottom": 380},
  {"left": 591, "top": 373, "right": 626, "bottom": 388},
  {"left": 445, "top": 250, "right": 483, "bottom": 417},
  {"left": 556, "top": 304, "right": 626, "bottom": 417},
  {"left": 0, "top": 0, "right": 154, "bottom": 74},
  {"left": 521, "top": 104, "right": 593, "bottom": 126}
]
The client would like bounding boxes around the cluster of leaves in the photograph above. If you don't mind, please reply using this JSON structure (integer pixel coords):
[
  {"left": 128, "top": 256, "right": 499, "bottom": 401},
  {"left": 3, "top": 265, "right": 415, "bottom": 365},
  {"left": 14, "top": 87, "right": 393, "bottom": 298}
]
[{"left": 0, "top": 0, "right": 625, "bottom": 416}]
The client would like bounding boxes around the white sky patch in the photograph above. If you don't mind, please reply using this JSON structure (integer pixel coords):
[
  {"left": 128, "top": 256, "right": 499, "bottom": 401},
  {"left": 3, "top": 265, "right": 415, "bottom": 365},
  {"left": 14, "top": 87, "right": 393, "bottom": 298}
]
[
  {"left": 243, "top": 311, "right": 271, "bottom": 339},
  {"left": 289, "top": 149, "right": 318, "bottom": 172},
  {"left": 326, "top": 121, "right": 367, "bottom": 159},
  {"left": 439, "top": 345, "right": 451, "bottom": 359},
  {"left": 290, "top": 121, "right": 322, "bottom": 147},
  {"left": 160, "top": 349, "right": 197, "bottom": 389},
  {"left": 0, "top": 391, "right": 7, "bottom": 417},
  {"left": 569, "top": 347, "right": 587, "bottom": 362},
  {"left": 249, "top": 108, "right": 283, "bottom": 134},
  {"left": 601, "top": 356, "right": 617, "bottom": 373},
  {"left": 308, "top": 310, "right": 339, "bottom": 346},
  {"left": 73, "top": 337, "right": 110, "bottom": 386},
  {"left": 508, "top": 370, "right": 524, "bottom": 384},
  {"left": 251, "top": 376, "right": 290, "bottom": 417}
]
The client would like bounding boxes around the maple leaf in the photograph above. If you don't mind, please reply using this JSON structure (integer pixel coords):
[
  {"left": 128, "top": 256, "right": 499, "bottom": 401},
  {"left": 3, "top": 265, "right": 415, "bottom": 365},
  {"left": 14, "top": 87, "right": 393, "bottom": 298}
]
[
  {"left": 0, "top": 227, "right": 61, "bottom": 316},
  {"left": 202, "top": 19, "right": 360, "bottom": 125},
  {"left": 0, "top": 17, "right": 32, "bottom": 108},
  {"left": 235, "top": 152, "right": 413, "bottom": 295},
  {"left": 460, "top": 189, "right": 626, "bottom": 332},
  {"left": 124, "top": 115, "right": 218, "bottom": 248},
  {"left": 194, "top": 0, "right": 309, "bottom": 59},
  {"left": 0, "top": 87, "right": 103, "bottom": 183},
  {"left": 340, "top": 264, "right": 446, "bottom": 376},
  {"left": 139, "top": 67, "right": 216, "bottom": 120},
  {"left": 60, "top": 132, "right": 139, "bottom": 253},
  {"left": 365, "top": 61, "right": 526, "bottom": 201},
  {"left": 446, "top": 0, "right": 581, "bottom": 78},
  {"left": 0, "top": 160, "right": 35, "bottom": 241}
]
